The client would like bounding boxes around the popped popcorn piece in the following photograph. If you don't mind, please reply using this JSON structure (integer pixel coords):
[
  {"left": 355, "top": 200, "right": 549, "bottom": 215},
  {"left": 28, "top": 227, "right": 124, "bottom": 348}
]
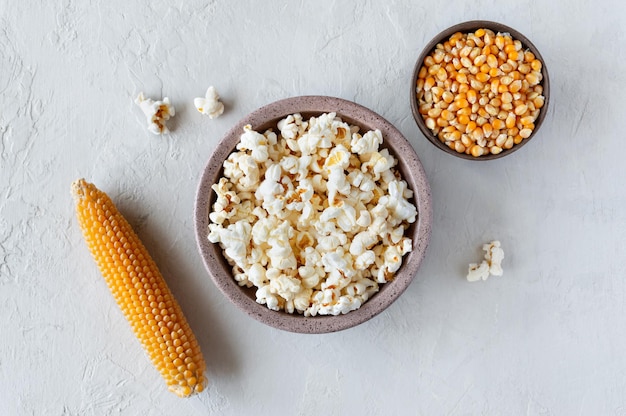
[
  {"left": 467, "top": 261, "right": 491, "bottom": 282},
  {"left": 135, "top": 92, "right": 175, "bottom": 135},
  {"left": 466, "top": 240, "right": 505, "bottom": 282},
  {"left": 194, "top": 86, "right": 224, "bottom": 119},
  {"left": 351, "top": 129, "right": 383, "bottom": 156},
  {"left": 239, "top": 125, "right": 270, "bottom": 162},
  {"left": 484, "top": 240, "right": 504, "bottom": 276},
  {"left": 207, "top": 112, "right": 419, "bottom": 316}
]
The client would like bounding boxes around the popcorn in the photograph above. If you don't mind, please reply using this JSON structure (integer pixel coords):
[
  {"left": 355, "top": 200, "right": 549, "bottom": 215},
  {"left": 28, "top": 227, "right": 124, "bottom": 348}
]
[
  {"left": 466, "top": 240, "right": 504, "bottom": 282},
  {"left": 484, "top": 240, "right": 504, "bottom": 276},
  {"left": 135, "top": 92, "right": 175, "bottom": 135},
  {"left": 351, "top": 129, "right": 383, "bottom": 155},
  {"left": 194, "top": 86, "right": 224, "bottom": 119},
  {"left": 239, "top": 125, "right": 270, "bottom": 162},
  {"left": 208, "top": 112, "right": 419, "bottom": 316}
]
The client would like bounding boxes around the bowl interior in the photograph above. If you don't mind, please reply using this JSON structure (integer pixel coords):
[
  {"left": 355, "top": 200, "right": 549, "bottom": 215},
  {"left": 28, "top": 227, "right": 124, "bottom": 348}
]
[
  {"left": 410, "top": 20, "right": 550, "bottom": 160},
  {"left": 195, "top": 96, "right": 432, "bottom": 333}
]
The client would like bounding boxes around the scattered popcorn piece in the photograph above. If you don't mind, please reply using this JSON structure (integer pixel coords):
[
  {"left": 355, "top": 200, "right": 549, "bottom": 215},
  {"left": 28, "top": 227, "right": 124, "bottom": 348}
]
[
  {"left": 484, "top": 240, "right": 504, "bottom": 276},
  {"left": 194, "top": 86, "right": 224, "bottom": 119},
  {"left": 467, "top": 261, "right": 490, "bottom": 282},
  {"left": 135, "top": 92, "right": 175, "bottom": 135},
  {"left": 466, "top": 240, "right": 504, "bottom": 282},
  {"left": 208, "top": 112, "right": 419, "bottom": 316}
]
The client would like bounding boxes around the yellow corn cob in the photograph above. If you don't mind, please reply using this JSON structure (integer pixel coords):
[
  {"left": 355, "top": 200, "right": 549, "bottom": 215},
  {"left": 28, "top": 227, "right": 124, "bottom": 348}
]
[{"left": 71, "top": 178, "right": 206, "bottom": 397}]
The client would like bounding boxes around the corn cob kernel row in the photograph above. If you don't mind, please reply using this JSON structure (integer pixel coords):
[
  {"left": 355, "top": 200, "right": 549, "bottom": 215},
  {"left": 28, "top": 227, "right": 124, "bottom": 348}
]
[
  {"left": 71, "top": 179, "right": 206, "bottom": 397},
  {"left": 416, "top": 28, "right": 545, "bottom": 157}
]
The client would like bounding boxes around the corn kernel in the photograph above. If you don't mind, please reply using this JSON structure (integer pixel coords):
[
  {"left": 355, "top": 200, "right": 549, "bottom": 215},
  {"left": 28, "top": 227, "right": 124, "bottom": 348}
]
[
  {"left": 519, "top": 128, "right": 533, "bottom": 139},
  {"left": 526, "top": 71, "right": 541, "bottom": 86},
  {"left": 505, "top": 112, "right": 516, "bottom": 129},
  {"left": 483, "top": 123, "right": 493, "bottom": 138},
  {"left": 514, "top": 104, "right": 529, "bottom": 116},
  {"left": 476, "top": 72, "right": 490, "bottom": 83},
  {"left": 531, "top": 59, "right": 542, "bottom": 71},
  {"left": 492, "top": 119, "right": 505, "bottom": 130},
  {"left": 424, "top": 77, "right": 435, "bottom": 91},
  {"left": 520, "top": 115, "right": 535, "bottom": 126},
  {"left": 504, "top": 136, "right": 515, "bottom": 149},
  {"left": 470, "top": 144, "right": 485, "bottom": 157}
]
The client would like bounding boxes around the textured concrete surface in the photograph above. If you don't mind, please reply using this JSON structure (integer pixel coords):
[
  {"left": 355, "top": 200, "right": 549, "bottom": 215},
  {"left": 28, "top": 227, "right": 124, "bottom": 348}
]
[{"left": 2, "top": 1, "right": 626, "bottom": 414}]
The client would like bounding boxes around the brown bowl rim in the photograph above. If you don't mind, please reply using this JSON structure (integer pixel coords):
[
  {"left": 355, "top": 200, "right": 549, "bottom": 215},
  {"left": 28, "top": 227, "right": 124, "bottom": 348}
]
[
  {"left": 410, "top": 20, "right": 550, "bottom": 161},
  {"left": 194, "top": 95, "right": 432, "bottom": 334}
]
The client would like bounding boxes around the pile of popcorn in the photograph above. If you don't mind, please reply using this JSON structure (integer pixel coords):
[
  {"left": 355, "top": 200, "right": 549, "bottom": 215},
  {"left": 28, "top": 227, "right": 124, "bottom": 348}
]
[{"left": 207, "top": 112, "right": 418, "bottom": 316}]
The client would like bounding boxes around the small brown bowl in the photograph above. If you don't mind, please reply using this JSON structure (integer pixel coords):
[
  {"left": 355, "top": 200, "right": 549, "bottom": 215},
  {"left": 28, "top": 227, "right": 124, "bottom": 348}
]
[
  {"left": 410, "top": 20, "right": 550, "bottom": 160},
  {"left": 194, "top": 96, "right": 432, "bottom": 334}
]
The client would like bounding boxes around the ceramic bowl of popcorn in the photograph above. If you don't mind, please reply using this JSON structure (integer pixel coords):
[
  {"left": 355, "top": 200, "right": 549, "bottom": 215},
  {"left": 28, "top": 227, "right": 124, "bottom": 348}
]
[
  {"left": 410, "top": 20, "right": 550, "bottom": 160},
  {"left": 195, "top": 96, "right": 432, "bottom": 333}
]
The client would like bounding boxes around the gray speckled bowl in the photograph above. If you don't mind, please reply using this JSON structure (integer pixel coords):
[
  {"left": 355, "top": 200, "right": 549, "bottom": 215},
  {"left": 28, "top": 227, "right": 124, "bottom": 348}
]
[{"left": 194, "top": 96, "right": 432, "bottom": 334}]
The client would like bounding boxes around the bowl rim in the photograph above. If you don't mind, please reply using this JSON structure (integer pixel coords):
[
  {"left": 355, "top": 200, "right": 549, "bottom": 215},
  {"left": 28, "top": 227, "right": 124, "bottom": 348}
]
[
  {"left": 194, "top": 95, "right": 432, "bottom": 334},
  {"left": 410, "top": 20, "right": 551, "bottom": 161}
]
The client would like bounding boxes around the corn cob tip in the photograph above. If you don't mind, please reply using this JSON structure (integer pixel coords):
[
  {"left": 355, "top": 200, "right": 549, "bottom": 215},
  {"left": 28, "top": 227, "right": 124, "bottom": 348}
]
[{"left": 70, "top": 178, "right": 89, "bottom": 202}]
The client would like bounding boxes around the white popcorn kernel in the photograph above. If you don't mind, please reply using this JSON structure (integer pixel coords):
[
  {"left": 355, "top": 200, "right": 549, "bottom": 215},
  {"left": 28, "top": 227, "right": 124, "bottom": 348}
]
[
  {"left": 399, "top": 237, "right": 413, "bottom": 256},
  {"left": 248, "top": 263, "right": 269, "bottom": 287},
  {"left": 362, "top": 149, "right": 396, "bottom": 180},
  {"left": 369, "top": 206, "right": 392, "bottom": 236},
  {"left": 324, "top": 144, "right": 351, "bottom": 171},
  {"left": 256, "top": 285, "right": 280, "bottom": 311},
  {"left": 251, "top": 216, "right": 276, "bottom": 245},
  {"left": 334, "top": 295, "right": 362, "bottom": 315},
  {"left": 327, "top": 168, "right": 351, "bottom": 203},
  {"left": 351, "top": 129, "right": 383, "bottom": 155},
  {"left": 298, "top": 265, "right": 324, "bottom": 289},
  {"left": 317, "top": 233, "right": 348, "bottom": 252},
  {"left": 467, "top": 261, "right": 490, "bottom": 282},
  {"left": 385, "top": 180, "right": 418, "bottom": 223},
  {"left": 321, "top": 251, "right": 349, "bottom": 275},
  {"left": 208, "top": 221, "right": 251, "bottom": 269},
  {"left": 484, "top": 240, "right": 504, "bottom": 276},
  {"left": 355, "top": 250, "right": 376, "bottom": 269},
  {"left": 267, "top": 221, "right": 297, "bottom": 270},
  {"left": 467, "top": 240, "right": 504, "bottom": 281},
  {"left": 347, "top": 170, "right": 377, "bottom": 193},
  {"left": 194, "top": 86, "right": 224, "bottom": 119},
  {"left": 349, "top": 230, "right": 378, "bottom": 256},
  {"left": 382, "top": 245, "right": 403, "bottom": 274},
  {"left": 319, "top": 203, "right": 357, "bottom": 234},
  {"left": 356, "top": 210, "right": 372, "bottom": 228},
  {"left": 238, "top": 125, "right": 269, "bottom": 162},
  {"left": 269, "top": 272, "right": 302, "bottom": 302},
  {"left": 233, "top": 265, "right": 250, "bottom": 287},
  {"left": 293, "top": 288, "right": 313, "bottom": 312},
  {"left": 135, "top": 92, "right": 175, "bottom": 135},
  {"left": 255, "top": 163, "right": 283, "bottom": 203},
  {"left": 277, "top": 113, "right": 308, "bottom": 140},
  {"left": 389, "top": 226, "right": 405, "bottom": 245}
]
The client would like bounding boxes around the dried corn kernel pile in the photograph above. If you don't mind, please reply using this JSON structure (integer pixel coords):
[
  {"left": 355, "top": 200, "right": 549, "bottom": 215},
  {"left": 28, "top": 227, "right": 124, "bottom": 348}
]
[
  {"left": 416, "top": 28, "right": 545, "bottom": 157},
  {"left": 207, "top": 113, "right": 418, "bottom": 316}
]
